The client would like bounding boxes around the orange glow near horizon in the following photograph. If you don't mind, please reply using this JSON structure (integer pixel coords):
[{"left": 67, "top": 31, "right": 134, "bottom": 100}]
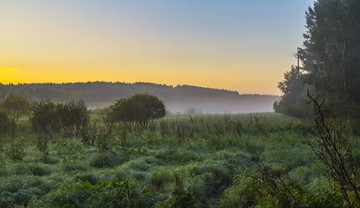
[
  {"left": 0, "top": 61, "right": 287, "bottom": 95},
  {"left": 0, "top": 62, "right": 287, "bottom": 95}
]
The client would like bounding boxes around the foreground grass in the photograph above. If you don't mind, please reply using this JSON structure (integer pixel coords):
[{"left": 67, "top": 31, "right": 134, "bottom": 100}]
[{"left": 0, "top": 113, "right": 358, "bottom": 207}]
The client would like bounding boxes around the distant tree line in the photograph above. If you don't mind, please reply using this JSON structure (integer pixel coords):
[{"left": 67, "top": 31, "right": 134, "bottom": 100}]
[
  {"left": 274, "top": 0, "right": 360, "bottom": 118},
  {"left": 0, "top": 82, "right": 241, "bottom": 105}
]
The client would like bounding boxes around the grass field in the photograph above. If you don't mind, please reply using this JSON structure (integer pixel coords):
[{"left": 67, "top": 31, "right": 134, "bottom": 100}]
[{"left": 0, "top": 113, "right": 359, "bottom": 207}]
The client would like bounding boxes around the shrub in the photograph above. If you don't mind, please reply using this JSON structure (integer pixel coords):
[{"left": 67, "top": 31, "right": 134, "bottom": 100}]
[
  {"left": 107, "top": 93, "right": 166, "bottom": 123},
  {"left": 0, "top": 111, "right": 16, "bottom": 136},
  {"left": 0, "top": 111, "right": 9, "bottom": 134},
  {"left": 6, "top": 137, "right": 26, "bottom": 161},
  {"left": 30, "top": 100, "right": 89, "bottom": 139},
  {"left": 30, "top": 100, "right": 61, "bottom": 139},
  {"left": 57, "top": 100, "right": 89, "bottom": 136},
  {"left": 307, "top": 92, "right": 360, "bottom": 206},
  {"left": 218, "top": 172, "right": 343, "bottom": 208},
  {"left": 0, "top": 94, "right": 31, "bottom": 121},
  {"left": 36, "top": 135, "right": 49, "bottom": 160}
]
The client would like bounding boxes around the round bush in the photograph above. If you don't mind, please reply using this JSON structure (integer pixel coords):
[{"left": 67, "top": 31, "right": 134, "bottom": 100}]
[{"left": 107, "top": 93, "right": 166, "bottom": 123}]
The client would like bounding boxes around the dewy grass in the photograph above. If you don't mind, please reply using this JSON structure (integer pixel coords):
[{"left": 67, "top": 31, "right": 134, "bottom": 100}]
[{"left": 0, "top": 113, "right": 358, "bottom": 207}]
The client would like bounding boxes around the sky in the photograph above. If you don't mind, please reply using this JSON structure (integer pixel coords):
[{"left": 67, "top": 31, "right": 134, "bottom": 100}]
[{"left": 0, "top": 0, "right": 314, "bottom": 95}]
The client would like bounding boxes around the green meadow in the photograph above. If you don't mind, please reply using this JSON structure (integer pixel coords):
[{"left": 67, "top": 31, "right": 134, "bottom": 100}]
[{"left": 1, "top": 113, "right": 358, "bottom": 207}]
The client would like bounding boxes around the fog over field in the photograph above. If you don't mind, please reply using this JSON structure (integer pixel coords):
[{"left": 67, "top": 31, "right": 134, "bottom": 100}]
[
  {"left": 0, "top": 82, "right": 279, "bottom": 114},
  {"left": 164, "top": 95, "right": 278, "bottom": 114}
]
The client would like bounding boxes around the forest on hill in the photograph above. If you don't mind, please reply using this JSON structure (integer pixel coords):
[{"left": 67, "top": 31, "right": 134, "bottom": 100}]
[{"left": 0, "top": 82, "right": 279, "bottom": 113}]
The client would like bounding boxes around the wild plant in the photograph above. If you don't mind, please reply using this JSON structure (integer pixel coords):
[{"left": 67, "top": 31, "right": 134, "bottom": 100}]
[
  {"left": 80, "top": 127, "right": 92, "bottom": 146},
  {"left": 132, "top": 122, "right": 145, "bottom": 137},
  {"left": 0, "top": 152, "right": 6, "bottom": 170},
  {"left": 188, "top": 124, "right": 194, "bottom": 137},
  {"left": 233, "top": 120, "right": 242, "bottom": 136},
  {"left": 146, "top": 120, "right": 156, "bottom": 133},
  {"left": 176, "top": 125, "right": 186, "bottom": 143},
  {"left": 55, "top": 138, "right": 83, "bottom": 156},
  {"left": 8, "top": 119, "right": 16, "bottom": 139},
  {"left": 254, "top": 115, "right": 268, "bottom": 136},
  {"left": 159, "top": 120, "right": 168, "bottom": 137},
  {"left": 204, "top": 123, "right": 212, "bottom": 135},
  {"left": 252, "top": 159, "right": 300, "bottom": 207},
  {"left": 6, "top": 137, "right": 26, "bottom": 161},
  {"left": 220, "top": 160, "right": 342, "bottom": 208},
  {"left": 158, "top": 171, "right": 199, "bottom": 207},
  {"left": 36, "top": 134, "right": 49, "bottom": 160},
  {"left": 173, "top": 170, "right": 185, "bottom": 191},
  {"left": 213, "top": 123, "right": 224, "bottom": 135},
  {"left": 246, "top": 113, "right": 254, "bottom": 131},
  {"left": 119, "top": 122, "right": 128, "bottom": 148},
  {"left": 147, "top": 168, "right": 172, "bottom": 192},
  {"left": 170, "top": 121, "right": 176, "bottom": 134},
  {"left": 81, "top": 122, "right": 101, "bottom": 146},
  {"left": 307, "top": 91, "right": 360, "bottom": 207},
  {"left": 94, "top": 127, "right": 113, "bottom": 152}
]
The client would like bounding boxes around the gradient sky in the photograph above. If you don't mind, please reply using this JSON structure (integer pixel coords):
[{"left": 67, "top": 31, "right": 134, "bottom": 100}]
[{"left": 0, "top": 0, "right": 314, "bottom": 95}]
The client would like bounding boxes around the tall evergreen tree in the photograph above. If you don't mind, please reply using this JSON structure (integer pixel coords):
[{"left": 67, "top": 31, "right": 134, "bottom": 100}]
[{"left": 276, "top": 0, "right": 360, "bottom": 118}]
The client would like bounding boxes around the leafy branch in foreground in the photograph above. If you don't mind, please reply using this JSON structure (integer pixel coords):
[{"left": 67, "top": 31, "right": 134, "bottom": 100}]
[
  {"left": 252, "top": 159, "right": 299, "bottom": 207},
  {"left": 306, "top": 90, "right": 360, "bottom": 207},
  {"left": 219, "top": 157, "right": 342, "bottom": 208}
]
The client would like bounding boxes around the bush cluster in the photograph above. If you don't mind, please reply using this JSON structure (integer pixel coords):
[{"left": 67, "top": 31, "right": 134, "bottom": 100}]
[{"left": 30, "top": 100, "right": 89, "bottom": 139}]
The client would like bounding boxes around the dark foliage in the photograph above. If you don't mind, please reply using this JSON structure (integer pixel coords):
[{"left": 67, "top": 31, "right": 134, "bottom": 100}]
[
  {"left": 0, "top": 94, "right": 31, "bottom": 121},
  {"left": 30, "top": 100, "right": 89, "bottom": 139},
  {"left": 107, "top": 93, "right": 166, "bottom": 123},
  {"left": 30, "top": 101, "right": 61, "bottom": 139},
  {"left": 241, "top": 160, "right": 343, "bottom": 208},
  {"left": 276, "top": 0, "right": 360, "bottom": 118},
  {"left": 274, "top": 66, "right": 313, "bottom": 118},
  {"left": 56, "top": 100, "right": 89, "bottom": 136},
  {"left": 0, "top": 111, "right": 16, "bottom": 136},
  {"left": 307, "top": 91, "right": 360, "bottom": 207}
]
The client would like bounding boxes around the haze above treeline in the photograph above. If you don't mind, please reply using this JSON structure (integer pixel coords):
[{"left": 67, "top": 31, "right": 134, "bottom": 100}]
[{"left": 0, "top": 82, "right": 278, "bottom": 114}]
